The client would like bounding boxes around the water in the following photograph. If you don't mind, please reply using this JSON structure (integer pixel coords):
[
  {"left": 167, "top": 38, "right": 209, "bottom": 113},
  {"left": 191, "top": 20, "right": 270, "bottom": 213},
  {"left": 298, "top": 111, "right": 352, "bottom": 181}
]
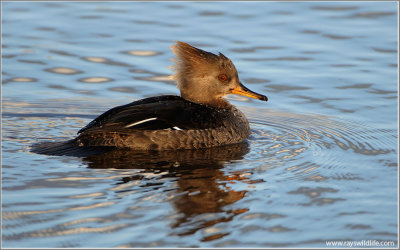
[{"left": 2, "top": 1, "right": 398, "bottom": 248}]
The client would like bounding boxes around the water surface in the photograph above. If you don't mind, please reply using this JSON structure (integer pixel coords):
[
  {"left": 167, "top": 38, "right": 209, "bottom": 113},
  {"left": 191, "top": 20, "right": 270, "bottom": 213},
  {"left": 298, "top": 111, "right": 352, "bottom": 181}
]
[{"left": 2, "top": 2, "right": 398, "bottom": 248}]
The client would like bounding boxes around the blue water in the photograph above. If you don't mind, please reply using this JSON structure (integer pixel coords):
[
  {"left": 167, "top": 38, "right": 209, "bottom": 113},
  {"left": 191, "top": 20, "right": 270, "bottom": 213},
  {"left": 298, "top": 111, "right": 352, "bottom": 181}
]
[{"left": 2, "top": 1, "right": 398, "bottom": 248}]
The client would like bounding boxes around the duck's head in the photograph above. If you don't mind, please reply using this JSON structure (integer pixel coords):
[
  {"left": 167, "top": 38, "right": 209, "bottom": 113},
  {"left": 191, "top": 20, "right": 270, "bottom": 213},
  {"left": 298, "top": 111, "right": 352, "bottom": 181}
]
[{"left": 170, "top": 41, "right": 268, "bottom": 108}]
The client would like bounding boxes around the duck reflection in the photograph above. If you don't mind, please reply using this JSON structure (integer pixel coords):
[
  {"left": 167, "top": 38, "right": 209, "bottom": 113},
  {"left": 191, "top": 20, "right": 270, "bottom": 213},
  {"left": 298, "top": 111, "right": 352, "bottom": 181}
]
[
  {"left": 84, "top": 143, "right": 250, "bottom": 240},
  {"left": 32, "top": 141, "right": 251, "bottom": 240}
]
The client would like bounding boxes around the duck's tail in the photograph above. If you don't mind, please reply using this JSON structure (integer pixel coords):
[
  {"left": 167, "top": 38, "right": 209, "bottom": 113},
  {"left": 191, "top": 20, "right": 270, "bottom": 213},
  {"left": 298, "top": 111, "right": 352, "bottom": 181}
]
[{"left": 30, "top": 139, "right": 114, "bottom": 157}]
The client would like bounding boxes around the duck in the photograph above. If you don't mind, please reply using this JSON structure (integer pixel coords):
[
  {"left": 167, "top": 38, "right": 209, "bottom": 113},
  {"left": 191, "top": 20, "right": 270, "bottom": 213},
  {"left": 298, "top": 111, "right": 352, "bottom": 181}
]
[{"left": 75, "top": 41, "right": 268, "bottom": 150}]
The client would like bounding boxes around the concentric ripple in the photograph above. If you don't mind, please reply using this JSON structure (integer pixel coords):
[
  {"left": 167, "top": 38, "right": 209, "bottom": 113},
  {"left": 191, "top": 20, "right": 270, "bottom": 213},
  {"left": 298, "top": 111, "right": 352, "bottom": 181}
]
[{"left": 243, "top": 107, "right": 397, "bottom": 181}]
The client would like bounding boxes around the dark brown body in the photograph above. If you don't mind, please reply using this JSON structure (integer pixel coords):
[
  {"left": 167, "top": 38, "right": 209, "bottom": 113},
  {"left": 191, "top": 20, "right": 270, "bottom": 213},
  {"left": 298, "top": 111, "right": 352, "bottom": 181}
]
[{"left": 76, "top": 96, "right": 250, "bottom": 150}]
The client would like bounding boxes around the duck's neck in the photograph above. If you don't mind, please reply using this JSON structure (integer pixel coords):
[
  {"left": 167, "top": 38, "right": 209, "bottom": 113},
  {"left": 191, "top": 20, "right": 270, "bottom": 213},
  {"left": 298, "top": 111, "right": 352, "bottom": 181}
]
[{"left": 182, "top": 94, "right": 232, "bottom": 109}]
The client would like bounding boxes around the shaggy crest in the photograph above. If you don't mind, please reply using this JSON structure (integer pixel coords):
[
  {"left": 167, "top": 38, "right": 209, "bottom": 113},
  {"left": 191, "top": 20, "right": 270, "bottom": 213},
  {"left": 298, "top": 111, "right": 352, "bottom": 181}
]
[{"left": 170, "top": 41, "right": 234, "bottom": 91}]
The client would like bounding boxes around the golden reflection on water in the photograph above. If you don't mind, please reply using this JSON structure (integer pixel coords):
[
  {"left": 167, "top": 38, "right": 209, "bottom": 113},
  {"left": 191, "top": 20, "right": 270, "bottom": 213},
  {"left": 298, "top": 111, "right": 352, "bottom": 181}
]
[
  {"left": 68, "top": 192, "right": 105, "bottom": 198},
  {"left": 26, "top": 224, "right": 126, "bottom": 238},
  {"left": 45, "top": 67, "right": 83, "bottom": 75},
  {"left": 3, "top": 202, "right": 115, "bottom": 220},
  {"left": 4, "top": 217, "right": 127, "bottom": 239},
  {"left": 78, "top": 77, "right": 113, "bottom": 83},
  {"left": 124, "top": 50, "right": 161, "bottom": 56},
  {"left": 83, "top": 57, "right": 108, "bottom": 63}
]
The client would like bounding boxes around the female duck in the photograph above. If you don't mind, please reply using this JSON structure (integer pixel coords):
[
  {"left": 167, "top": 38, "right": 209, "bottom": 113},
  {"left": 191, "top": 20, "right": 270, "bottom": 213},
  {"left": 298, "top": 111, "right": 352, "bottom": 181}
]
[{"left": 75, "top": 41, "right": 268, "bottom": 150}]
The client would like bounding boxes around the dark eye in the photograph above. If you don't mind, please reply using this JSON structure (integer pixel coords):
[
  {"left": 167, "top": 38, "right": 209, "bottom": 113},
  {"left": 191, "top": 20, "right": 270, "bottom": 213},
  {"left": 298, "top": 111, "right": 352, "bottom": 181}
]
[{"left": 218, "top": 74, "right": 228, "bottom": 82}]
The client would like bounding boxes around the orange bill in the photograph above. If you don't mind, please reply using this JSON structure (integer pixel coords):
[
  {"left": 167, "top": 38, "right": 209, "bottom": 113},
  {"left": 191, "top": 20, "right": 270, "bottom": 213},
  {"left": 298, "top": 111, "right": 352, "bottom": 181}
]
[{"left": 231, "top": 82, "right": 268, "bottom": 101}]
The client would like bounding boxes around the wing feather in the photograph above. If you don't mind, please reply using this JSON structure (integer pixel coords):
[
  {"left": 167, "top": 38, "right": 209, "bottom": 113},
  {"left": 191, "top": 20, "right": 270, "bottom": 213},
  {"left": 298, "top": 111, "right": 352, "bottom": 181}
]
[{"left": 78, "top": 95, "right": 228, "bottom": 134}]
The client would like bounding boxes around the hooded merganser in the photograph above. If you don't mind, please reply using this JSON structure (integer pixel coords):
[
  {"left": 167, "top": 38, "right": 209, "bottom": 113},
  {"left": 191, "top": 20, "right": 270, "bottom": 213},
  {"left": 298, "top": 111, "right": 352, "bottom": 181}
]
[{"left": 75, "top": 41, "right": 268, "bottom": 150}]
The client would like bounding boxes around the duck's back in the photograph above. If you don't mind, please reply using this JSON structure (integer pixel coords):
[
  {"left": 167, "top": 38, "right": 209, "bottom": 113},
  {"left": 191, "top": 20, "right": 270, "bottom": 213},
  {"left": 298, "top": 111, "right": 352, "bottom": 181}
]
[{"left": 76, "top": 95, "right": 250, "bottom": 150}]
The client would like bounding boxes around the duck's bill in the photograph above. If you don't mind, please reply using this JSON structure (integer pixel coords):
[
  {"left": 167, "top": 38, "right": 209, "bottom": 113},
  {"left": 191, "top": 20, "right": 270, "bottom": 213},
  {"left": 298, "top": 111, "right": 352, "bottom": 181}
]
[{"left": 231, "top": 83, "right": 268, "bottom": 101}]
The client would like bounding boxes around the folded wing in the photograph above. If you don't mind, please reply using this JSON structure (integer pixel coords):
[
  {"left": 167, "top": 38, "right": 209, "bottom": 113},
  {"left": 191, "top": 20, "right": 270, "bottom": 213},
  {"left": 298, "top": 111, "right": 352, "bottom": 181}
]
[{"left": 78, "top": 95, "right": 228, "bottom": 134}]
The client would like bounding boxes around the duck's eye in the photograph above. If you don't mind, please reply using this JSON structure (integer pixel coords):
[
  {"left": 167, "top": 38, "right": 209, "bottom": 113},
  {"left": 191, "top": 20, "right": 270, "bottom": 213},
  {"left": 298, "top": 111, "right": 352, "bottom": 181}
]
[{"left": 218, "top": 74, "right": 228, "bottom": 82}]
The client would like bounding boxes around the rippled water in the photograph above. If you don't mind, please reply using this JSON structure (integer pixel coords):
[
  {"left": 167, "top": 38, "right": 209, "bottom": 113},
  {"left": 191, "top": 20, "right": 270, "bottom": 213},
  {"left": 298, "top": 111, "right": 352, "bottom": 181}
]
[{"left": 2, "top": 2, "right": 398, "bottom": 248}]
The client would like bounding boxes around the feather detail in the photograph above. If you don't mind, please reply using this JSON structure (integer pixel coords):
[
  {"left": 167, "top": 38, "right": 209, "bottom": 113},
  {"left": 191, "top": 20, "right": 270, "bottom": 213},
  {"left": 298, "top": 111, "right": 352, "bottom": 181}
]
[{"left": 125, "top": 117, "right": 157, "bottom": 128}]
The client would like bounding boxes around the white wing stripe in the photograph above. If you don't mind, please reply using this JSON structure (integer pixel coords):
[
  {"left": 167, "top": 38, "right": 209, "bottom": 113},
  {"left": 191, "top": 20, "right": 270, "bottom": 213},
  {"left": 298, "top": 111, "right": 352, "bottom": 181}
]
[{"left": 125, "top": 117, "right": 157, "bottom": 128}]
